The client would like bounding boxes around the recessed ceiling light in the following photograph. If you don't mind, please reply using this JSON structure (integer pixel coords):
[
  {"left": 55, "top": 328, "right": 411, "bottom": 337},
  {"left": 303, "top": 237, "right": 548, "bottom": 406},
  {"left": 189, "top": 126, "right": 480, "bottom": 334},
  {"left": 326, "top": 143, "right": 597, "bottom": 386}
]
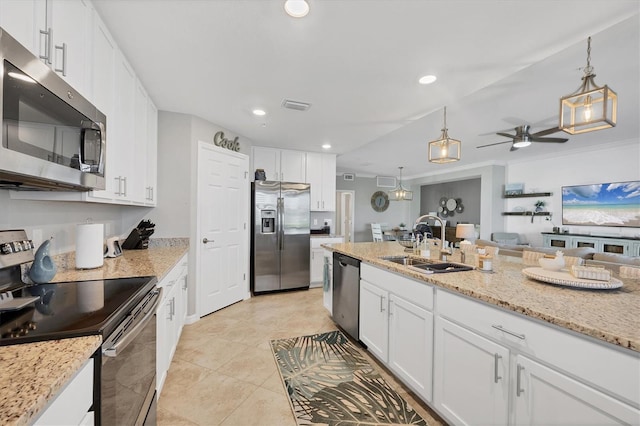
[
  {"left": 418, "top": 75, "right": 437, "bottom": 85},
  {"left": 322, "top": 143, "right": 331, "bottom": 150},
  {"left": 252, "top": 109, "right": 266, "bottom": 116},
  {"left": 284, "top": 0, "right": 309, "bottom": 18}
]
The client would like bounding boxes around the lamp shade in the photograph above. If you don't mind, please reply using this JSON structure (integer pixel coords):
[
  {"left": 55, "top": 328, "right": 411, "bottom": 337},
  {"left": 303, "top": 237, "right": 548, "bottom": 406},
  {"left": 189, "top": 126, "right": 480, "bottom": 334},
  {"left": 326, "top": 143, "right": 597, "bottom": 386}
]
[{"left": 456, "top": 224, "right": 476, "bottom": 239}]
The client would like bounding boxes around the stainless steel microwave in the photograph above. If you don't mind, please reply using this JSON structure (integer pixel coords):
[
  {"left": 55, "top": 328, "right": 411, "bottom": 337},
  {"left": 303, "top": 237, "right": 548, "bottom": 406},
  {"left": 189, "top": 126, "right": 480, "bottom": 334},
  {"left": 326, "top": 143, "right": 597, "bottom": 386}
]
[{"left": 0, "top": 27, "right": 106, "bottom": 191}]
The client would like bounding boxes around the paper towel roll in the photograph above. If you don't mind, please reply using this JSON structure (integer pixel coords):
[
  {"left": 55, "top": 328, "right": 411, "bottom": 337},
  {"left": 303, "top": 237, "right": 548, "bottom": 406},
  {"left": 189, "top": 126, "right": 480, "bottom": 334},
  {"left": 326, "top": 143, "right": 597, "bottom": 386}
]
[{"left": 76, "top": 223, "right": 104, "bottom": 269}]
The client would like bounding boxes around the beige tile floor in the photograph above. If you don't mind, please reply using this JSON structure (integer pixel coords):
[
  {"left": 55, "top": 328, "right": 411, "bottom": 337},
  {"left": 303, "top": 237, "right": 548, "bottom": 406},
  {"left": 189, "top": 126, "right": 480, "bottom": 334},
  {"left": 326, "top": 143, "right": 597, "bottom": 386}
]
[{"left": 157, "top": 287, "right": 446, "bottom": 426}]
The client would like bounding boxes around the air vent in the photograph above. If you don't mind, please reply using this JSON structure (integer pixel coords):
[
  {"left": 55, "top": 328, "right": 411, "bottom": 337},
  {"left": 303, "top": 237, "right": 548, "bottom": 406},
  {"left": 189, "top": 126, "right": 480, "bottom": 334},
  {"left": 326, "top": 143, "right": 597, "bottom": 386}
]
[
  {"left": 376, "top": 176, "right": 396, "bottom": 188},
  {"left": 282, "top": 99, "right": 311, "bottom": 111}
]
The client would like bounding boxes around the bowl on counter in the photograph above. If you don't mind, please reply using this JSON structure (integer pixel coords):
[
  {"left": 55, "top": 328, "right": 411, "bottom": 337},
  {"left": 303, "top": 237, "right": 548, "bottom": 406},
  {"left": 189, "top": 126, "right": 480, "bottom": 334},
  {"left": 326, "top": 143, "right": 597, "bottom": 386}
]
[{"left": 538, "top": 257, "right": 565, "bottom": 271}]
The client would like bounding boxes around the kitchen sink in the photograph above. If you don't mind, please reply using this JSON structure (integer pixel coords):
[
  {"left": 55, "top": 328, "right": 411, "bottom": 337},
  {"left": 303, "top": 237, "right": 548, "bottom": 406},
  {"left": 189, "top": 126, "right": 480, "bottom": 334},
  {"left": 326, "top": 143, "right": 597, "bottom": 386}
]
[
  {"left": 408, "top": 262, "right": 473, "bottom": 273},
  {"left": 379, "top": 256, "right": 429, "bottom": 266}
]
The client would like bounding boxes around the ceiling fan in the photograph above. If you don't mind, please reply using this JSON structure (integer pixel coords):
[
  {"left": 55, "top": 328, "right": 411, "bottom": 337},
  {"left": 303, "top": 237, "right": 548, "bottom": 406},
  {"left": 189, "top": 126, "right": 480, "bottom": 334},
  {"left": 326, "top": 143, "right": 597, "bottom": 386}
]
[{"left": 476, "top": 125, "right": 568, "bottom": 151}]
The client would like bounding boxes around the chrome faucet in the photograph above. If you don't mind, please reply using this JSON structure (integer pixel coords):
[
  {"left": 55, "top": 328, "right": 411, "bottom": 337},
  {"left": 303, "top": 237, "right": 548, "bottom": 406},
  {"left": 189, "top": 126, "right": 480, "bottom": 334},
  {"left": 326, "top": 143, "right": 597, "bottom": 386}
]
[{"left": 414, "top": 214, "right": 451, "bottom": 261}]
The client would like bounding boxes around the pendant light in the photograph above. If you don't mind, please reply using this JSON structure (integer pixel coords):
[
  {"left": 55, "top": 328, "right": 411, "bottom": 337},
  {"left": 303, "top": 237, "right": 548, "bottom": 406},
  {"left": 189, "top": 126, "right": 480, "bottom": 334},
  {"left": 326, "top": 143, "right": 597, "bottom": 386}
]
[
  {"left": 428, "top": 107, "right": 461, "bottom": 163},
  {"left": 559, "top": 36, "right": 617, "bottom": 134},
  {"left": 389, "top": 167, "right": 413, "bottom": 201}
]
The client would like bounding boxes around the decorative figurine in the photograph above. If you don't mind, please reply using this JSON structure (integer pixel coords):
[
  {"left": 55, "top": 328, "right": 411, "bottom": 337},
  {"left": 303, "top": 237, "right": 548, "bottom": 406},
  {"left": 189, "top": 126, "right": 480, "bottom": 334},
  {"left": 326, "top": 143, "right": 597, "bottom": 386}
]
[{"left": 29, "top": 238, "right": 57, "bottom": 284}]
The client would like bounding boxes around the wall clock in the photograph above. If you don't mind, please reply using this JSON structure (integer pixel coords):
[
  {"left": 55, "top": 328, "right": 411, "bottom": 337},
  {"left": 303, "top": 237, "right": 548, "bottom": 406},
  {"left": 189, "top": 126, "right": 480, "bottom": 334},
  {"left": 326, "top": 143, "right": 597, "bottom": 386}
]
[{"left": 371, "top": 191, "right": 390, "bottom": 212}]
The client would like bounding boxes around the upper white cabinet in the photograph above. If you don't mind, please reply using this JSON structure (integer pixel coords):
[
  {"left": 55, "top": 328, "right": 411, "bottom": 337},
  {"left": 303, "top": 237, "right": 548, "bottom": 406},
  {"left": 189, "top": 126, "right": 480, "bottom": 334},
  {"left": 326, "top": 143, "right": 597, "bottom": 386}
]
[
  {"left": 0, "top": 0, "right": 91, "bottom": 95},
  {"left": 252, "top": 147, "right": 306, "bottom": 182},
  {"left": 306, "top": 153, "right": 336, "bottom": 211},
  {"left": 5, "top": 2, "right": 158, "bottom": 207}
]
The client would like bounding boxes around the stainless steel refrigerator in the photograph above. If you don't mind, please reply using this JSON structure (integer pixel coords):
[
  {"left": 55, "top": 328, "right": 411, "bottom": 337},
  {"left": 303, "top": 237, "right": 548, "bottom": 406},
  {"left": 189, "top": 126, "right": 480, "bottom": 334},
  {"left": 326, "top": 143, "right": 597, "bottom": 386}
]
[{"left": 251, "top": 181, "right": 310, "bottom": 293}]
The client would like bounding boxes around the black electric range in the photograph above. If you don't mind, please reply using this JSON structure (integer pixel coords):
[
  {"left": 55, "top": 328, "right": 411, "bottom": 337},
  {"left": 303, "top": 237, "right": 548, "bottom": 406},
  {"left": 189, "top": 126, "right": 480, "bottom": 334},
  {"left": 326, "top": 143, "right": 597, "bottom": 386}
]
[{"left": 0, "top": 276, "right": 157, "bottom": 346}]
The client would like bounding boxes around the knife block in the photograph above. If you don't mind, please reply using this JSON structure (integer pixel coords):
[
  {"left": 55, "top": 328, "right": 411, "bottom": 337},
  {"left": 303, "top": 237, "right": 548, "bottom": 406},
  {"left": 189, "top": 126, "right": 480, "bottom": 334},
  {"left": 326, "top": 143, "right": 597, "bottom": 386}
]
[{"left": 122, "top": 229, "right": 149, "bottom": 249}]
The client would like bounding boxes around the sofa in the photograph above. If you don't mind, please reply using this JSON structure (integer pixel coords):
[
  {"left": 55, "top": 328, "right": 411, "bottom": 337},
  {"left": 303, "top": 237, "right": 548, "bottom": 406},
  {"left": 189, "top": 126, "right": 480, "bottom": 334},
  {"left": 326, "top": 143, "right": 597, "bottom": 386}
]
[{"left": 475, "top": 238, "right": 640, "bottom": 272}]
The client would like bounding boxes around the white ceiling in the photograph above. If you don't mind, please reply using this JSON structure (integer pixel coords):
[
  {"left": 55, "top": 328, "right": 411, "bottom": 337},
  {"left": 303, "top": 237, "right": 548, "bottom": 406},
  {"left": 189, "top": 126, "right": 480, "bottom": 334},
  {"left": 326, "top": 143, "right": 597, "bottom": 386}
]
[{"left": 92, "top": 0, "right": 640, "bottom": 178}]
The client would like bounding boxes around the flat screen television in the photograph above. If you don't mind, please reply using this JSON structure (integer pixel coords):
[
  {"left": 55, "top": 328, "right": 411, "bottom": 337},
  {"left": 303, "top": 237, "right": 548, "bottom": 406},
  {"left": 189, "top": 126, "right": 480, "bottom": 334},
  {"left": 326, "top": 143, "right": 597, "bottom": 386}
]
[{"left": 562, "top": 181, "right": 640, "bottom": 228}]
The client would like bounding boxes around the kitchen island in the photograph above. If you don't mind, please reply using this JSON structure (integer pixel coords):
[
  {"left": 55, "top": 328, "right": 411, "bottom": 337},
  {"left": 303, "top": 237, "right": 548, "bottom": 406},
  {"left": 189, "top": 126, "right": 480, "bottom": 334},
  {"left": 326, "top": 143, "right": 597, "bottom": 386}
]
[
  {"left": 324, "top": 241, "right": 640, "bottom": 426},
  {"left": 0, "top": 242, "right": 189, "bottom": 426}
]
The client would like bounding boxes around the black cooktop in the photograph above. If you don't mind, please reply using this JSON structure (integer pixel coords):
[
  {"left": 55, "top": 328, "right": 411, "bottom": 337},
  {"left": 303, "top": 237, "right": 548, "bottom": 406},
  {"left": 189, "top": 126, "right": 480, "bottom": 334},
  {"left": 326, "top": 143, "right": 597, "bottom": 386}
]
[{"left": 0, "top": 276, "right": 157, "bottom": 346}]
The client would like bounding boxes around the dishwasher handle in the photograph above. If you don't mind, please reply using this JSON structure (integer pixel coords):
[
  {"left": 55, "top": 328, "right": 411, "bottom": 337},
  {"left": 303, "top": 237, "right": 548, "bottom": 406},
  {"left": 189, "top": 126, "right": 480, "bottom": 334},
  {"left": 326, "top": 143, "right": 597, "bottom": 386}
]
[{"left": 335, "top": 254, "right": 360, "bottom": 269}]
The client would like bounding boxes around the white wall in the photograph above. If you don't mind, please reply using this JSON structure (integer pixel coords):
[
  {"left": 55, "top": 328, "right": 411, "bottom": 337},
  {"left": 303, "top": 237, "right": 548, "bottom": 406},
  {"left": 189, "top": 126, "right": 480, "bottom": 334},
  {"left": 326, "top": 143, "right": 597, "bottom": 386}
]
[{"left": 505, "top": 140, "right": 640, "bottom": 247}]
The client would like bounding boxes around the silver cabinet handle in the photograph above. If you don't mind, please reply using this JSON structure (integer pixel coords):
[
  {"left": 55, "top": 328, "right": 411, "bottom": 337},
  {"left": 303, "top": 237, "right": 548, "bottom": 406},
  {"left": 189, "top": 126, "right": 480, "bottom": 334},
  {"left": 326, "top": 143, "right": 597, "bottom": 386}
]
[
  {"left": 379, "top": 295, "right": 385, "bottom": 312},
  {"left": 39, "top": 28, "right": 52, "bottom": 63},
  {"left": 54, "top": 42, "right": 67, "bottom": 76},
  {"left": 122, "top": 176, "right": 127, "bottom": 197},
  {"left": 114, "top": 177, "right": 121, "bottom": 195},
  {"left": 494, "top": 354, "right": 502, "bottom": 383},
  {"left": 388, "top": 299, "right": 394, "bottom": 316},
  {"left": 182, "top": 277, "right": 188, "bottom": 290},
  {"left": 202, "top": 238, "right": 214, "bottom": 244},
  {"left": 516, "top": 364, "right": 525, "bottom": 397},
  {"left": 150, "top": 186, "right": 154, "bottom": 201},
  {"left": 492, "top": 324, "right": 525, "bottom": 340}
]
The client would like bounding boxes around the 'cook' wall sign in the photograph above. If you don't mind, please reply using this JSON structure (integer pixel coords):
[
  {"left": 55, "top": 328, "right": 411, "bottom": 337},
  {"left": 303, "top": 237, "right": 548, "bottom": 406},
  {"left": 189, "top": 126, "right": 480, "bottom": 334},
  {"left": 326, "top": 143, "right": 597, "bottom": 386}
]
[{"left": 213, "top": 131, "right": 241, "bottom": 152}]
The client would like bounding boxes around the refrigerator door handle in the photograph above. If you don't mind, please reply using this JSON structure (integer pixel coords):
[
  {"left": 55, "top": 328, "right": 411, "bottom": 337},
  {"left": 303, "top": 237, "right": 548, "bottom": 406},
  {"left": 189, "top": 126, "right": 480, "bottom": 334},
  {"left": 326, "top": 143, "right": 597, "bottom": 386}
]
[{"left": 278, "top": 197, "right": 284, "bottom": 251}]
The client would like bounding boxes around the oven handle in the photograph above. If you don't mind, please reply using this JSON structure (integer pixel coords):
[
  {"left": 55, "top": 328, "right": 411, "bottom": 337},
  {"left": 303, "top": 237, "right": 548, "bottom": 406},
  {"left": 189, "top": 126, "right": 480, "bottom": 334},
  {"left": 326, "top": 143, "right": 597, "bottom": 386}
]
[{"left": 103, "top": 288, "right": 162, "bottom": 358}]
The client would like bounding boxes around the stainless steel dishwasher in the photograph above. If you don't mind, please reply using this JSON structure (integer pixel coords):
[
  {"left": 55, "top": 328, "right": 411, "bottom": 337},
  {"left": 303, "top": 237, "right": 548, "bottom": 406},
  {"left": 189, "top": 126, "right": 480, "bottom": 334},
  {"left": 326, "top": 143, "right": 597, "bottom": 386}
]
[{"left": 332, "top": 253, "right": 360, "bottom": 340}]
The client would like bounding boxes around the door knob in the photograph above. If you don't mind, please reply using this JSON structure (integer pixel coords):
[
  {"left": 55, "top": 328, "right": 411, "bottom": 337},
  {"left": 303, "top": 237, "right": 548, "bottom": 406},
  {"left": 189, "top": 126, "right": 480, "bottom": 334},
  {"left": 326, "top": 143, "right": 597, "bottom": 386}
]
[{"left": 202, "top": 238, "right": 214, "bottom": 244}]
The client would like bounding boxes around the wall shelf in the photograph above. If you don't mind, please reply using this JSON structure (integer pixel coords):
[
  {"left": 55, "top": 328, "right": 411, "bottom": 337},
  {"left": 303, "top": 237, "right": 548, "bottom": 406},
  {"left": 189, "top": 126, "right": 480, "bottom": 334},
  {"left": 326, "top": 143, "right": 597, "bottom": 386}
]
[{"left": 503, "top": 192, "right": 552, "bottom": 199}]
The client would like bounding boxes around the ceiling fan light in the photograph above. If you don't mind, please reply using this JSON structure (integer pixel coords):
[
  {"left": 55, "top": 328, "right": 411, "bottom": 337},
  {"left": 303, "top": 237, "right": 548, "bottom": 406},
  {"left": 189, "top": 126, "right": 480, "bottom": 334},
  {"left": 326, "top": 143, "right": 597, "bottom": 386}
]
[
  {"left": 512, "top": 139, "right": 531, "bottom": 148},
  {"left": 284, "top": 0, "right": 309, "bottom": 18},
  {"left": 559, "top": 37, "right": 617, "bottom": 135}
]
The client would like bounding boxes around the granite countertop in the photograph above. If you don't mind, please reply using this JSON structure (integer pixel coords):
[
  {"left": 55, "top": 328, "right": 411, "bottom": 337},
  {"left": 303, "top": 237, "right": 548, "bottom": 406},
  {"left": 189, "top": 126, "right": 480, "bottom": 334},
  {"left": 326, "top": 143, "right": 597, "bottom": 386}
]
[
  {"left": 323, "top": 242, "right": 640, "bottom": 352},
  {"left": 311, "top": 234, "right": 344, "bottom": 239},
  {"left": 2, "top": 241, "right": 189, "bottom": 425},
  {"left": 0, "top": 336, "right": 101, "bottom": 426}
]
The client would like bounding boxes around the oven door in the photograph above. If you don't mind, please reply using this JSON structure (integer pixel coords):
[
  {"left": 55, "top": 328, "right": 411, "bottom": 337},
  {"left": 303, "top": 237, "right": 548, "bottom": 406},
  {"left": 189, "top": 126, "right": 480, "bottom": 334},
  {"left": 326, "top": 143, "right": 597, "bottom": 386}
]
[{"left": 100, "top": 288, "right": 161, "bottom": 426}]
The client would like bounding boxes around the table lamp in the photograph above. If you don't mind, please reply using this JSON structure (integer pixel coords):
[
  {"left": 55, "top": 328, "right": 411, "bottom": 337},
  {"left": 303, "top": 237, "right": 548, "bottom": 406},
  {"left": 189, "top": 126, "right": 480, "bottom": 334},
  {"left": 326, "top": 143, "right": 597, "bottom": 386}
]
[{"left": 456, "top": 224, "right": 476, "bottom": 263}]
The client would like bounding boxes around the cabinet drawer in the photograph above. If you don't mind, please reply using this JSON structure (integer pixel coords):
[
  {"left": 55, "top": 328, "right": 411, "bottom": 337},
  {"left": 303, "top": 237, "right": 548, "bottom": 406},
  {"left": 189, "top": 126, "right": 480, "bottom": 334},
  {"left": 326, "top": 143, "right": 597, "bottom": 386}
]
[
  {"left": 437, "top": 289, "right": 639, "bottom": 405},
  {"left": 361, "top": 263, "right": 433, "bottom": 310}
]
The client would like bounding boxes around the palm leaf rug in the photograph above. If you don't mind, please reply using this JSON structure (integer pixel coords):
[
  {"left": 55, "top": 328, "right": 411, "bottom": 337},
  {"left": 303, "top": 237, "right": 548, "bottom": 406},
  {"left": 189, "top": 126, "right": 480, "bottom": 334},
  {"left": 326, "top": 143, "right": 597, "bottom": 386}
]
[{"left": 270, "top": 330, "right": 428, "bottom": 425}]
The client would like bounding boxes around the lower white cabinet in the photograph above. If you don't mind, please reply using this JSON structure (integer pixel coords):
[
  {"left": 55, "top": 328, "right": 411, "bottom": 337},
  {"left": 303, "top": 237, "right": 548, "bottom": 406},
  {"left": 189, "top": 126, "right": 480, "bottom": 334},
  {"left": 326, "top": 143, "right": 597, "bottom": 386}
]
[
  {"left": 359, "top": 264, "right": 434, "bottom": 402},
  {"left": 311, "top": 237, "right": 343, "bottom": 285},
  {"left": 322, "top": 249, "right": 333, "bottom": 314},
  {"left": 433, "top": 317, "right": 509, "bottom": 425},
  {"left": 156, "top": 254, "right": 188, "bottom": 398},
  {"left": 434, "top": 289, "right": 640, "bottom": 426},
  {"left": 34, "top": 358, "right": 94, "bottom": 425}
]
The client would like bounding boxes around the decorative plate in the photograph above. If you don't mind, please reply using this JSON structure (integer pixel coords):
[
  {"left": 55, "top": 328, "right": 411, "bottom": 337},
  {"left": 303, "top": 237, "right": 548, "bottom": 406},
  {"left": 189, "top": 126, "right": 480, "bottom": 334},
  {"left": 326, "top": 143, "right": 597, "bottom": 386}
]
[
  {"left": 446, "top": 198, "right": 457, "bottom": 211},
  {"left": 441, "top": 207, "right": 449, "bottom": 216},
  {"left": 456, "top": 204, "right": 464, "bottom": 213},
  {"left": 522, "top": 267, "right": 623, "bottom": 290},
  {"left": 437, "top": 206, "right": 444, "bottom": 213},
  {"left": 439, "top": 197, "right": 447, "bottom": 207}
]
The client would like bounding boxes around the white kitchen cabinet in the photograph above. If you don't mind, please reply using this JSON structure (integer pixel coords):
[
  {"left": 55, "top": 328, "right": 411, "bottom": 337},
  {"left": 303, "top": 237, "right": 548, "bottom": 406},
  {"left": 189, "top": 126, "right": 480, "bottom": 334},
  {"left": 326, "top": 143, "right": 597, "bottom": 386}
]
[
  {"left": 311, "top": 237, "right": 344, "bottom": 285},
  {"left": 306, "top": 153, "right": 336, "bottom": 211},
  {"left": 512, "top": 355, "right": 639, "bottom": 426},
  {"left": 433, "top": 316, "right": 509, "bottom": 425},
  {"left": 145, "top": 100, "right": 158, "bottom": 206},
  {"left": 359, "top": 264, "right": 434, "bottom": 402},
  {"left": 33, "top": 358, "right": 94, "bottom": 425},
  {"left": 434, "top": 289, "right": 640, "bottom": 426},
  {"left": 131, "top": 79, "right": 149, "bottom": 204},
  {"left": 157, "top": 254, "right": 188, "bottom": 398},
  {"left": 0, "top": 0, "right": 91, "bottom": 95},
  {"left": 252, "top": 146, "right": 306, "bottom": 182}
]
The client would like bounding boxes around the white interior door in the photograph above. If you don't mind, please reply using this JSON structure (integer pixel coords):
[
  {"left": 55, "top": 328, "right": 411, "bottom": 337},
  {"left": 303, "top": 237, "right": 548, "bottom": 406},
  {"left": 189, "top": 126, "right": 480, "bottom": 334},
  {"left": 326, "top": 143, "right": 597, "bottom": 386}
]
[
  {"left": 336, "top": 190, "right": 355, "bottom": 242},
  {"left": 197, "top": 142, "right": 249, "bottom": 317}
]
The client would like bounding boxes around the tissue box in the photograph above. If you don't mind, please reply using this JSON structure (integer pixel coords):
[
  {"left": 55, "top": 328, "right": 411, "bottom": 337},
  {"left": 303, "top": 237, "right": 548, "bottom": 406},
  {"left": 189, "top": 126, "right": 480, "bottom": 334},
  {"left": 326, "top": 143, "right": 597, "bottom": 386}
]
[{"left": 570, "top": 265, "right": 611, "bottom": 281}]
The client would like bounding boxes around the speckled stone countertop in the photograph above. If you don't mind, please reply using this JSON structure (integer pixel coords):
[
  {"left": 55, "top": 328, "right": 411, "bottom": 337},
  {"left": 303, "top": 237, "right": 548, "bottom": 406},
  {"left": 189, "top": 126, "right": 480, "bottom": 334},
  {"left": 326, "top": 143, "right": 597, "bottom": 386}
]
[
  {"left": 324, "top": 242, "right": 640, "bottom": 352},
  {"left": 0, "top": 336, "right": 101, "bottom": 426},
  {"left": 2, "top": 240, "right": 189, "bottom": 425}
]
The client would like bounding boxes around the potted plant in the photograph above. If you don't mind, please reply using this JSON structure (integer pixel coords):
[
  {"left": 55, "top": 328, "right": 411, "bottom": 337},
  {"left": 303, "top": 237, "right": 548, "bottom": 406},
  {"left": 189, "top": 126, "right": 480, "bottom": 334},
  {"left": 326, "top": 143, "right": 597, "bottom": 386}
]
[
  {"left": 535, "top": 200, "right": 546, "bottom": 212},
  {"left": 399, "top": 222, "right": 406, "bottom": 230}
]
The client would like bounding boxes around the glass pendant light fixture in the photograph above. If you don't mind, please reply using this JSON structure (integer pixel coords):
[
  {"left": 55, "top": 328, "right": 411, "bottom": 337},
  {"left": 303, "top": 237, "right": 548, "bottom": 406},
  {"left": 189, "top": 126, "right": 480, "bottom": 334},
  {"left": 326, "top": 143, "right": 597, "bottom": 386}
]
[
  {"left": 428, "top": 107, "right": 461, "bottom": 163},
  {"left": 559, "top": 36, "right": 617, "bottom": 134},
  {"left": 389, "top": 167, "right": 413, "bottom": 201}
]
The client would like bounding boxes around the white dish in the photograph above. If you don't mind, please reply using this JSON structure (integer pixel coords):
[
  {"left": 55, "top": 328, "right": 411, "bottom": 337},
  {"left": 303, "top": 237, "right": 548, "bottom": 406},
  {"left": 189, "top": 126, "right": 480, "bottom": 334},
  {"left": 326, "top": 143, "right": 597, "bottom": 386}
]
[{"left": 522, "top": 267, "right": 622, "bottom": 290}]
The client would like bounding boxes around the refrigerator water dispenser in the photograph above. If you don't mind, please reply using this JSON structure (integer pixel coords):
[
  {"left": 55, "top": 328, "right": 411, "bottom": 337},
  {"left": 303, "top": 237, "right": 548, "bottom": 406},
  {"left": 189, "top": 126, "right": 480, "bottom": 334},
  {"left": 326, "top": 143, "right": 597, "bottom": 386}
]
[{"left": 261, "top": 210, "right": 276, "bottom": 233}]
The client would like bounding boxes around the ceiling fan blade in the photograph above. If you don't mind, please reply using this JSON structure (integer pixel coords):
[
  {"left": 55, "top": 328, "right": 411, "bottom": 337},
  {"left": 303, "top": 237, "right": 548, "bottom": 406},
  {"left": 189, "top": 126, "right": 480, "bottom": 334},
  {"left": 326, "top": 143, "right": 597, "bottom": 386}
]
[
  {"left": 496, "top": 132, "right": 515, "bottom": 139},
  {"left": 531, "top": 127, "right": 561, "bottom": 137},
  {"left": 510, "top": 145, "right": 519, "bottom": 152},
  {"left": 531, "top": 137, "right": 568, "bottom": 143},
  {"left": 477, "top": 140, "right": 513, "bottom": 149}
]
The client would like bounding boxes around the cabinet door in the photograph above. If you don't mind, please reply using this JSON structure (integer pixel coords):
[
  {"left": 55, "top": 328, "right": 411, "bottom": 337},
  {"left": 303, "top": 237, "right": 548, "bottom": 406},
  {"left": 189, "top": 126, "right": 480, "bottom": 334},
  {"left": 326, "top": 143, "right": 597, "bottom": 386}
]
[
  {"left": 112, "top": 50, "right": 135, "bottom": 200},
  {"left": 323, "top": 250, "right": 332, "bottom": 314},
  {"left": 146, "top": 100, "right": 158, "bottom": 205},
  {"left": 280, "top": 149, "right": 306, "bottom": 182},
  {"left": 513, "top": 355, "right": 639, "bottom": 426},
  {"left": 359, "top": 280, "right": 389, "bottom": 363},
  {"left": 156, "top": 290, "right": 171, "bottom": 396},
  {"left": 388, "top": 295, "right": 433, "bottom": 402},
  {"left": 310, "top": 247, "right": 324, "bottom": 283},
  {"left": 0, "top": 0, "right": 46, "bottom": 54},
  {"left": 306, "top": 153, "right": 323, "bottom": 210},
  {"left": 434, "top": 317, "right": 509, "bottom": 426},
  {"left": 49, "top": 0, "right": 91, "bottom": 95},
  {"left": 131, "top": 79, "right": 149, "bottom": 203},
  {"left": 252, "top": 146, "right": 280, "bottom": 181},
  {"left": 320, "top": 154, "right": 336, "bottom": 211}
]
